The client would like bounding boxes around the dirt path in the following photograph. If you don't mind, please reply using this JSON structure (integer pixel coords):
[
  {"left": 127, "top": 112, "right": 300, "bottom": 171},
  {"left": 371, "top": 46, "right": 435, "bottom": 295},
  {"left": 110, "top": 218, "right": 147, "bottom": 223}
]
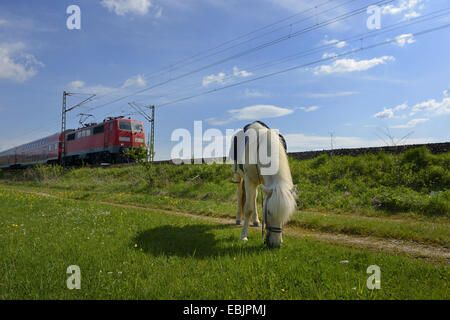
[
  {"left": 9, "top": 188, "right": 450, "bottom": 263},
  {"left": 131, "top": 206, "right": 450, "bottom": 263}
]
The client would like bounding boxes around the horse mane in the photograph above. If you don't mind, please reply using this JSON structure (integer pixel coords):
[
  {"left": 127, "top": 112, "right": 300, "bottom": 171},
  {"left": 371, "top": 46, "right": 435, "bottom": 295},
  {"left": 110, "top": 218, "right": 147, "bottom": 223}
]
[
  {"left": 265, "top": 143, "right": 297, "bottom": 226},
  {"left": 243, "top": 120, "right": 269, "bottom": 132}
]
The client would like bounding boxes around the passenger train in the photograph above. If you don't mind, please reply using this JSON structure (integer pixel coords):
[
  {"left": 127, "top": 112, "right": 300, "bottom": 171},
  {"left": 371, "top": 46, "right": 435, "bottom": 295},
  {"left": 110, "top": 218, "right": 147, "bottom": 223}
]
[{"left": 0, "top": 117, "right": 146, "bottom": 168}]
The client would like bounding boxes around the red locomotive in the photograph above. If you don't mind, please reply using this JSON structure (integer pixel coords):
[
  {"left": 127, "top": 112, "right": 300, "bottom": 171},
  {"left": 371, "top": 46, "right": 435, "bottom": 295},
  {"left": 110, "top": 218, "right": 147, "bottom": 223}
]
[{"left": 0, "top": 117, "right": 146, "bottom": 168}]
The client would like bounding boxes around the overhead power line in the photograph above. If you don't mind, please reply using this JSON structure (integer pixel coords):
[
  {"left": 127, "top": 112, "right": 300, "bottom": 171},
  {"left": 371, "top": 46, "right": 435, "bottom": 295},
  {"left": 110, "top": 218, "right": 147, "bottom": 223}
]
[
  {"left": 85, "top": 0, "right": 394, "bottom": 112},
  {"left": 101, "top": 7, "right": 450, "bottom": 114},
  {"left": 155, "top": 23, "right": 450, "bottom": 108},
  {"left": 82, "top": 0, "right": 342, "bottom": 104},
  {"left": 144, "top": 0, "right": 360, "bottom": 79}
]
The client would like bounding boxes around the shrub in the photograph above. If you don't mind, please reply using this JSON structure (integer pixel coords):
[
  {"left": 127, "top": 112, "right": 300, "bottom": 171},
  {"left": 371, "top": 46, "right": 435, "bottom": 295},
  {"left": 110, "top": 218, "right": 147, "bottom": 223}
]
[
  {"left": 123, "top": 147, "right": 148, "bottom": 164},
  {"left": 402, "top": 146, "right": 432, "bottom": 170},
  {"left": 372, "top": 187, "right": 421, "bottom": 213},
  {"left": 311, "top": 154, "right": 328, "bottom": 169},
  {"left": 424, "top": 191, "right": 449, "bottom": 216},
  {"left": 424, "top": 165, "right": 449, "bottom": 191},
  {"left": 349, "top": 157, "right": 369, "bottom": 176},
  {"left": 371, "top": 186, "right": 449, "bottom": 216}
]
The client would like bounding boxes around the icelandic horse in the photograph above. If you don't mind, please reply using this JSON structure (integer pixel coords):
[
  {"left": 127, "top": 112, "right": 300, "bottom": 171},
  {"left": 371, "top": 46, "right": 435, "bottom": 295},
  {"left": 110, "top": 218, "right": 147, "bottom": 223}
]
[{"left": 229, "top": 121, "right": 297, "bottom": 248}]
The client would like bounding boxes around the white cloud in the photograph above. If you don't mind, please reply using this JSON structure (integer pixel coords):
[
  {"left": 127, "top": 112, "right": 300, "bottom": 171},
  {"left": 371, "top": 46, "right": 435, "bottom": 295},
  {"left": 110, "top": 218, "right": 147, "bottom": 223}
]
[
  {"left": 0, "top": 42, "right": 44, "bottom": 82},
  {"left": 67, "top": 80, "right": 85, "bottom": 91},
  {"left": 101, "top": 0, "right": 153, "bottom": 16},
  {"left": 298, "top": 106, "right": 319, "bottom": 112},
  {"left": 122, "top": 74, "right": 146, "bottom": 88},
  {"left": 321, "top": 39, "right": 337, "bottom": 45},
  {"left": 67, "top": 80, "right": 115, "bottom": 95},
  {"left": 382, "top": 0, "right": 424, "bottom": 20},
  {"left": 206, "top": 104, "right": 294, "bottom": 125},
  {"left": 314, "top": 56, "right": 395, "bottom": 75},
  {"left": 202, "top": 72, "right": 226, "bottom": 87},
  {"left": 373, "top": 102, "right": 409, "bottom": 119},
  {"left": 393, "top": 102, "right": 408, "bottom": 111},
  {"left": 303, "top": 91, "right": 359, "bottom": 98},
  {"left": 202, "top": 66, "right": 252, "bottom": 87},
  {"left": 373, "top": 108, "right": 394, "bottom": 119},
  {"left": 395, "top": 33, "right": 415, "bottom": 47},
  {"left": 443, "top": 87, "right": 449, "bottom": 97},
  {"left": 410, "top": 97, "right": 450, "bottom": 116},
  {"left": 382, "top": 4, "right": 406, "bottom": 15},
  {"left": 390, "top": 118, "right": 429, "bottom": 128},
  {"left": 232, "top": 66, "right": 252, "bottom": 78},
  {"left": 67, "top": 74, "right": 147, "bottom": 94},
  {"left": 403, "top": 11, "right": 420, "bottom": 20},
  {"left": 230, "top": 104, "right": 293, "bottom": 120},
  {"left": 284, "top": 133, "right": 432, "bottom": 151},
  {"left": 382, "top": 0, "right": 422, "bottom": 15},
  {"left": 321, "top": 38, "right": 346, "bottom": 48},
  {"left": 335, "top": 41, "right": 347, "bottom": 48}
]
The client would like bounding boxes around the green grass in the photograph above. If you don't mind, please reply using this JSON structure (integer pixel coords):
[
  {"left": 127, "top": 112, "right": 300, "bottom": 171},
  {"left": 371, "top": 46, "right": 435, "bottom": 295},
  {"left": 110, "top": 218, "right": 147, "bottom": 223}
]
[
  {"left": 289, "top": 148, "right": 450, "bottom": 216},
  {"left": 1, "top": 182, "right": 448, "bottom": 247},
  {"left": 3, "top": 146, "right": 449, "bottom": 217},
  {"left": 0, "top": 146, "right": 448, "bottom": 267},
  {"left": 1, "top": 187, "right": 449, "bottom": 299}
]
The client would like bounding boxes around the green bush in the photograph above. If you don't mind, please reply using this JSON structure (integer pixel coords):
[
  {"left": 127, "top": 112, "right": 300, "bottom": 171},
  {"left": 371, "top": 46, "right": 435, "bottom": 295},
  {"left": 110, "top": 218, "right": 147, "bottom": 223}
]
[
  {"left": 424, "top": 165, "right": 449, "bottom": 191},
  {"left": 122, "top": 147, "right": 148, "bottom": 164},
  {"left": 311, "top": 154, "right": 328, "bottom": 169},
  {"left": 372, "top": 187, "right": 418, "bottom": 213},
  {"left": 402, "top": 146, "right": 433, "bottom": 169},
  {"left": 424, "top": 190, "right": 450, "bottom": 216}
]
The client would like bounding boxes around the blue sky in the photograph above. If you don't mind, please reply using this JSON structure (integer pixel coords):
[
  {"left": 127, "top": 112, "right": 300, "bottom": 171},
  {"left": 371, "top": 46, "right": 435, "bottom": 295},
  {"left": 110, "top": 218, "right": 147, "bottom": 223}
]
[{"left": 0, "top": 0, "right": 449, "bottom": 160}]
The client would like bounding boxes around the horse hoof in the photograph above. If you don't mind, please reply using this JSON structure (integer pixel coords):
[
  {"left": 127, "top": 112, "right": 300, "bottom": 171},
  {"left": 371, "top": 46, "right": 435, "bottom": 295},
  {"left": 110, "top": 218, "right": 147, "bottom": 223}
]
[
  {"left": 242, "top": 237, "right": 248, "bottom": 241},
  {"left": 253, "top": 222, "right": 260, "bottom": 227},
  {"left": 235, "top": 221, "right": 241, "bottom": 225}
]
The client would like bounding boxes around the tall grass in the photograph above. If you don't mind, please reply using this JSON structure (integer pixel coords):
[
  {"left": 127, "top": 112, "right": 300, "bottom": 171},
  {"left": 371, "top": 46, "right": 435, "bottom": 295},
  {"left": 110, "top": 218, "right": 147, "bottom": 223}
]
[
  {"left": 289, "top": 147, "right": 449, "bottom": 216},
  {"left": 2, "top": 147, "right": 449, "bottom": 216}
]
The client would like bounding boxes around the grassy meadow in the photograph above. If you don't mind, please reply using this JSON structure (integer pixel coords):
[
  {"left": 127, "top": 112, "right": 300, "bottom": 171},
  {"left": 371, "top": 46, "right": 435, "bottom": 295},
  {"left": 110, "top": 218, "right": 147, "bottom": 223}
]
[
  {"left": 0, "top": 187, "right": 448, "bottom": 299},
  {"left": 0, "top": 146, "right": 449, "bottom": 299}
]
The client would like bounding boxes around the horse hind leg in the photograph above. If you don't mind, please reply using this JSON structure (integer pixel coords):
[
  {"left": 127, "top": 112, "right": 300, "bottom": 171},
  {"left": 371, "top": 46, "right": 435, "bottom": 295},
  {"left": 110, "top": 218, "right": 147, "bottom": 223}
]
[
  {"left": 235, "top": 178, "right": 245, "bottom": 225},
  {"left": 252, "top": 187, "right": 260, "bottom": 227}
]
